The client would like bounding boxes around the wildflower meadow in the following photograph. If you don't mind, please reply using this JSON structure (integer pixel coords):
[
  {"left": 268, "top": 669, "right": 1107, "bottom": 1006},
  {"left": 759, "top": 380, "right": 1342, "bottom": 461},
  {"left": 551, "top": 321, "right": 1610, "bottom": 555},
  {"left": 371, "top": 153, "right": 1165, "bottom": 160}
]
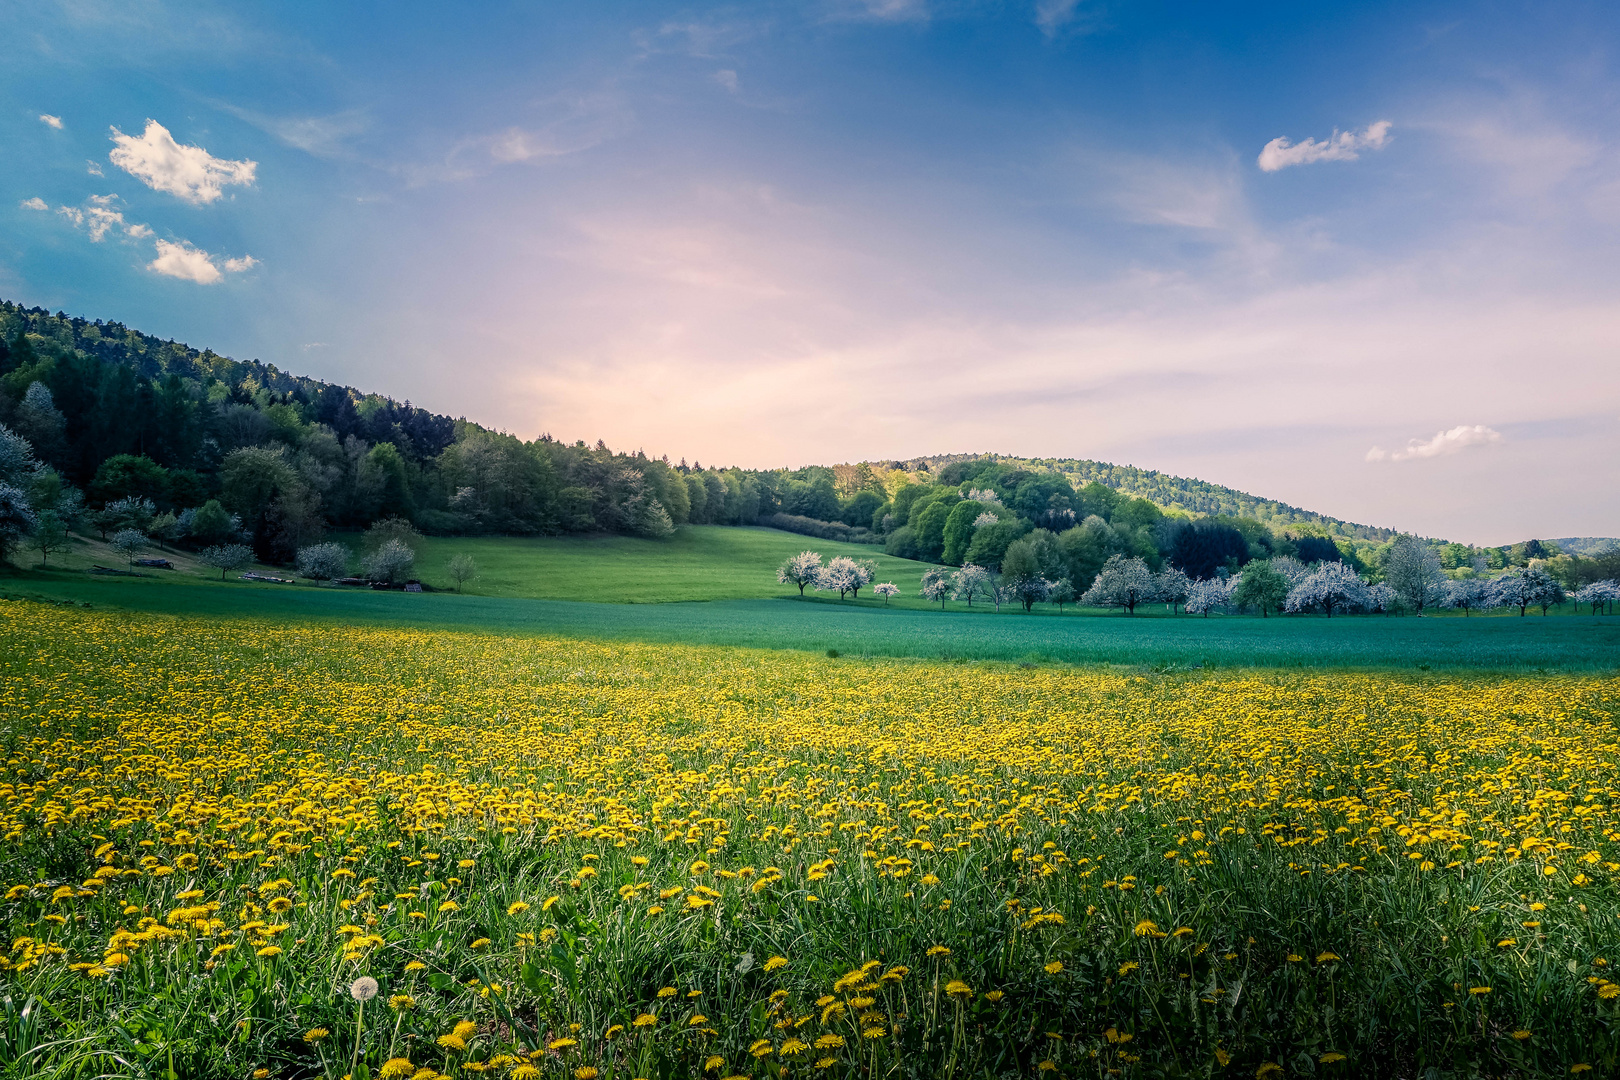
[{"left": 2, "top": 602, "right": 1618, "bottom": 1078}]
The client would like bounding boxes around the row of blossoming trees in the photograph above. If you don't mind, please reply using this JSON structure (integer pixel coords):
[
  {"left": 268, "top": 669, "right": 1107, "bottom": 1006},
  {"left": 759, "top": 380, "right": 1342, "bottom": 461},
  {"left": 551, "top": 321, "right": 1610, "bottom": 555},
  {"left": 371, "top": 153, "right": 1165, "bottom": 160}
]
[{"left": 778, "top": 542, "right": 1619, "bottom": 616}]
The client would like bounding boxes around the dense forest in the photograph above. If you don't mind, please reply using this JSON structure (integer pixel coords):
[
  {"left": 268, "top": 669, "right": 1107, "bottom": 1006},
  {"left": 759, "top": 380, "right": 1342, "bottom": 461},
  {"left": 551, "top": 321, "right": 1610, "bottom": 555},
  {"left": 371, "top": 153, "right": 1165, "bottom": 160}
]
[{"left": 0, "top": 299, "right": 1609, "bottom": 588}]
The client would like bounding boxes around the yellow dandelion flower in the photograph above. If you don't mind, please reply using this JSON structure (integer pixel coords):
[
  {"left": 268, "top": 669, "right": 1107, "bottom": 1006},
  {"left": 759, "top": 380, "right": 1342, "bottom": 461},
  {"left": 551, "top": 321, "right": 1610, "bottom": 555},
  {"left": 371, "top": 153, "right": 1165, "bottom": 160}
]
[
  {"left": 379, "top": 1059, "right": 415, "bottom": 1079},
  {"left": 507, "top": 902, "right": 529, "bottom": 915},
  {"left": 303, "top": 1028, "right": 329, "bottom": 1042},
  {"left": 548, "top": 1038, "right": 578, "bottom": 1050},
  {"left": 1134, "top": 920, "right": 1159, "bottom": 936},
  {"left": 256, "top": 945, "right": 283, "bottom": 958},
  {"left": 657, "top": 986, "right": 678, "bottom": 998},
  {"left": 764, "top": 955, "right": 789, "bottom": 972},
  {"left": 574, "top": 1069, "right": 598, "bottom": 1080},
  {"left": 634, "top": 1013, "right": 657, "bottom": 1027},
  {"left": 1044, "top": 961, "right": 1063, "bottom": 975}
]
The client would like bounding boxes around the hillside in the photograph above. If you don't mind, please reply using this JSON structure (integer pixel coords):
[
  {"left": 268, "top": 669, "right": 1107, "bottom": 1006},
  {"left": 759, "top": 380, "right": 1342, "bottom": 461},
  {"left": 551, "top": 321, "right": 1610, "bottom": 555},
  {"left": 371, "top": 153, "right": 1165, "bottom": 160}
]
[
  {"left": 897, "top": 452, "right": 1400, "bottom": 543},
  {"left": 3, "top": 297, "right": 1585, "bottom": 577}
]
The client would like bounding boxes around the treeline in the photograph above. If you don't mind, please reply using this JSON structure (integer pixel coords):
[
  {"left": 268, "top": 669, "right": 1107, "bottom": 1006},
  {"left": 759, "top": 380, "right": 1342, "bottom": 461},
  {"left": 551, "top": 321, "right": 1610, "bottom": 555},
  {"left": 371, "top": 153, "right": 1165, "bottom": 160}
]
[
  {"left": 0, "top": 301, "right": 807, "bottom": 562},
  {"left": 1, "top": 300, "right": 1603, "bottom": 580},
  {"left": 907, "top": 452, "right": 1401, "bottom": 542}
]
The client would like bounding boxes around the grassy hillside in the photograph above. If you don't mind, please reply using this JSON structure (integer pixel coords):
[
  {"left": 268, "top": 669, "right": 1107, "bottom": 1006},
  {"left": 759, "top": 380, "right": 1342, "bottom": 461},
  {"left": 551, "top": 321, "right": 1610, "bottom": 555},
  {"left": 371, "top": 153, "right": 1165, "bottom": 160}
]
[
  {"left": 337, "top": 526, "right": 936, "bottom": 603},
  {"left": 5, "top": 525, "right": 939, "bottom": 603}
]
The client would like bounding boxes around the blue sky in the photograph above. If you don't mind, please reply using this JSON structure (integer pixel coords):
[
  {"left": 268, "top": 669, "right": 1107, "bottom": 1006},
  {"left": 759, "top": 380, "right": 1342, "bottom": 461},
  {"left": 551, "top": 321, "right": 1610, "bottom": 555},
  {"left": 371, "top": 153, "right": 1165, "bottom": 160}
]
[{"left": 4, "top": 0, "right": 1618, "bottom": 544}]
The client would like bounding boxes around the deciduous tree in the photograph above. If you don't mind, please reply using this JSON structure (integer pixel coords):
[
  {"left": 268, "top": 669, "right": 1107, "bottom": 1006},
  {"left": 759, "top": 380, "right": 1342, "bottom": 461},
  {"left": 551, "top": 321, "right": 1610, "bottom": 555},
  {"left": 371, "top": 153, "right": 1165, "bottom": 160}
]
[
  {"left": 1080, "top": 554, "right": 1155, "bottom": 615},
  {"left": 199, "top": 543, "right": 254, "bottom": 579},
  {"left": 1285, "top": 561, "right": 1369, "bottom": 617},
  {"left": 777, "top": 551, "right": 823, "bottom": 596}
]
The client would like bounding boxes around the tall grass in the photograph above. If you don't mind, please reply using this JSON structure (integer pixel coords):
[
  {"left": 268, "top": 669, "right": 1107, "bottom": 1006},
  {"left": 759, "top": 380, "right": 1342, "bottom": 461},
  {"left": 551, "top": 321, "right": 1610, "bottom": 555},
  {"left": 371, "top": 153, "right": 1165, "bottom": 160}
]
[{"left": 1, "top": 605, "right": 1618, "bottom": 1077}]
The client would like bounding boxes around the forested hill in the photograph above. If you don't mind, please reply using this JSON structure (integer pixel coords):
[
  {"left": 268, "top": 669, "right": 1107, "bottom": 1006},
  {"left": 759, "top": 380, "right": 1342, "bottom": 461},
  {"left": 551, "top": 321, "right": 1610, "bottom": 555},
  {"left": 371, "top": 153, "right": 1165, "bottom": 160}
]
[
  {"left": 11, "top": 298, "right": 1575, "bottom": 581},
  {"left": 900, "top": 453, "right": 1398, "bottom": 542},
  {"left": 0, "top": 300, "right": 458, "bottom": 483}
]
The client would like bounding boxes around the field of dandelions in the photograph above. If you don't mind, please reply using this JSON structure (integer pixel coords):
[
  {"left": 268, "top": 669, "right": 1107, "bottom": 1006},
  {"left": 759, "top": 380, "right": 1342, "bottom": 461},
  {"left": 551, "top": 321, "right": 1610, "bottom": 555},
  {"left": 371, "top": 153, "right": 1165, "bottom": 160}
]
[{"left": 1, "top": 603, "right": 1619, "bottom": 1079}]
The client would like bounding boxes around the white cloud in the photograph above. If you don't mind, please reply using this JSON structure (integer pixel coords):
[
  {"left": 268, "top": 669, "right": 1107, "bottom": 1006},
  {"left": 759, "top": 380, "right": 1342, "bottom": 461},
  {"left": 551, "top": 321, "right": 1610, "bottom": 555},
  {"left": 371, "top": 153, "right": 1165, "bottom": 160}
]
[
  {"left": 1258, "top": 120, "right": 1392, "bottom": 172},
  {"left": 825, "top": 0, "right": 928, "bottom": 22},
  {"left": 21, "top": 197, "right": 48, "bottom": 211},
  {"left": 222, "top": 105, "right": 367, "bottom": 158},
  {"left": 148, "top": 239, "right": 222, "bottom": 284},
  {"left": 223, "top": 254, "right": 259, "bottom": 272},
  {"left": 714, "top": 69, "right": 739, "bottom": 93},
  {"left": 109, "top": 119, "right": 257, "bottom": 204},
  {"left": 87, "top": 160, "right": 104, "bottom": 176},
  {"left": 1035, "top": 0, "right": 1082, "bottom": 36},
  {"left": 1365, "top": 424, "right": 1502, "bottom": 462},
  {"left": 415, "top": 94, "right": 629, "bottom": 183},
  {"left": 39, "top": 114, "right": 63, "bottom": 129},
  {"left": 52, "top": 194, "right": 153, "bottom": 242}
]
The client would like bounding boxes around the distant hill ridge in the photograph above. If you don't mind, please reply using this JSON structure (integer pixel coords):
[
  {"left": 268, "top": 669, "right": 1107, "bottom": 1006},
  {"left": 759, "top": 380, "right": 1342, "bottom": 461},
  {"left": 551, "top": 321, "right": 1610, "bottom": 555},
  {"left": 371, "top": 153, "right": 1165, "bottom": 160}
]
[{"left": 893, "top": 453, "right": 1404, "bottom": 543}]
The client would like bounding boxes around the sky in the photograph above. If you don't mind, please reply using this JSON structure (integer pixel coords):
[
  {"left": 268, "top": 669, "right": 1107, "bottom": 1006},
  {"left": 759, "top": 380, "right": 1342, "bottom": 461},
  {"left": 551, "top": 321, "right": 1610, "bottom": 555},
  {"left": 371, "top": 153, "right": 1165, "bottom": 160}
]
[{"left": 3, "top": 0, "right": 1618, "bottom": 546}]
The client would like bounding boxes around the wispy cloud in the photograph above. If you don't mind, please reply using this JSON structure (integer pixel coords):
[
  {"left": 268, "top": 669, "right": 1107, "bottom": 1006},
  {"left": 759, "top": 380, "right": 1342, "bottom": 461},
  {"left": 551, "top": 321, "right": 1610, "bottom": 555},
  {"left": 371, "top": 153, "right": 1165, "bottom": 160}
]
[
  {"left": 21, "top": 197, "right": 48, "bottom": 211},
  {"left": 1258, "top": 120, "right": 1392, "bottom": 172},
  {"left": 714, "top": 69, "right": 740, "bottom": 94},
  {"left": 53, "top": 194, "right": 152, "bottom": 241},
  {"left": 109, "top": 119, "right": 257, "bottom": 203},
  {"left": 222, "top": 254, "right": 259, "bottom": 272},
  {"left": 39, "top": 114, "right": 64, "bottom": 129},
  {"left": 222, "top": 105, "right": 367, "bottom": 158},
  {"left": 1035, "top": 0, "right": 1083, "bottom": 37},
  {"left": 410, "top": 93, "right": 629, "bottom": 184},
  {"left": 86, "top": 160, "right": 104, "bottom": 176},
  {"left": 1366, "top": 424, "right": 1502, "bottom": 462},
  {"left": 824, "top": 0, "right": 929, "bottom": 23}
]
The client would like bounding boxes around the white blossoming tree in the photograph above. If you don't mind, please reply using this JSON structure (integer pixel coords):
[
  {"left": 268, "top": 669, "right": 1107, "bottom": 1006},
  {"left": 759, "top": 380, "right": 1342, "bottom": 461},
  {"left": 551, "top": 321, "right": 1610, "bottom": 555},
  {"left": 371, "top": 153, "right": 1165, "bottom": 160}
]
[
  {"left": 920, "top": 567, "right": 951, "bottom": 608},
  {"left": 1441, "top": 577, "right": 1490, "bottom": 617},
  {"left": 1490, "top": 566, "right": 1564, "bottom": 616},
  {"left": 296, "top": 541, "right": 352, "bottom": 583},
  {"left": 1366, "top": 582, "right": 1398, "bottom": 615},
  {"left": 109, "top": 528, "right": 149, "bottom": 567},
  {"left": 1185, "top": 576, "right": 1235, "bottom": 617},
  {"left": 1155, "top": 567, "right": 1191, "bottom": 614},
  {"left": 1572, "top": 580, "right": 1617, "bottom": 615},
  {"left": 777, "top": 551, "right": 824, "bottom": 597},
  {"left": 1383, "top": 536, "right": 1448, "bottom": 614},
  {"left": 1285, "top": 561, "right": 1369, "bottom": 617},
  {"left": 198, "top": 543, "right": 254, "bottom": 580},
  {"left": 873, "top": 582, "right": 899, "bottom": 605},
  {"left": 1080, "top": 555, "right": 1155, "bottom": 615},
  {"left": 951, "top": 564, "right": 993, "bottom": 606},
  {"left": 819, "top": 556, "right": 875, "bottom": 600}
]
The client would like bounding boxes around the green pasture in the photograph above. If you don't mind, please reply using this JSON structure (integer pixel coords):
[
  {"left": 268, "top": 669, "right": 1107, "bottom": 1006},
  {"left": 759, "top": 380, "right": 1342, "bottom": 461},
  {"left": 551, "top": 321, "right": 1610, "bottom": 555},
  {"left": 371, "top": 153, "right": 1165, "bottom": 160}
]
[{"left": 3, "top": 570, "right": 1614, "bottom": 672}]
